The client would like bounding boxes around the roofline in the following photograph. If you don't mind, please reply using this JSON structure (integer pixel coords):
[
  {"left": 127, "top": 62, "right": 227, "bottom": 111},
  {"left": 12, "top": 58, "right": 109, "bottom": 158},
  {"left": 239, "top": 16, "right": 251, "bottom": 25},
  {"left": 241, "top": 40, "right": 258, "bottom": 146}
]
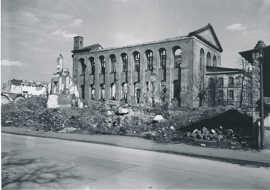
[
  {"left": 72, "top": 23, "right": 224, "bottom": 54},
  {"left": 206, "top": 66, "right": 246, "bottom": 75},
  {"left": 239, "top": 45, "right": 270, "bottom": 63},
  {"left": 239, "top": 45, "right": 270, "bottom": 53},
  {"left": 188, "top": 23, "right": 223, "bottom": 52},
  {"left": 72, "top": 43, "right": 102, "bottom": 53},
  {"left": 72, "top": 36, "right": 193, "bottom": 54},
  {"left": 206, "top": 71, "right": 243, "bottom": 75},
  {"left": 207, "top": 65, "right": 243, "bottom": 71}
]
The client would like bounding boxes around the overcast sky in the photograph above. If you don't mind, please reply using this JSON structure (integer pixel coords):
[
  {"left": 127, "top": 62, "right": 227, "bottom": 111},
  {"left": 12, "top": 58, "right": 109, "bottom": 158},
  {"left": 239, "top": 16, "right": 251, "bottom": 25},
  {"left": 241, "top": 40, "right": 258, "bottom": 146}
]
[{"left": 1, "top": 0, "right": 270, "bottom": 83}]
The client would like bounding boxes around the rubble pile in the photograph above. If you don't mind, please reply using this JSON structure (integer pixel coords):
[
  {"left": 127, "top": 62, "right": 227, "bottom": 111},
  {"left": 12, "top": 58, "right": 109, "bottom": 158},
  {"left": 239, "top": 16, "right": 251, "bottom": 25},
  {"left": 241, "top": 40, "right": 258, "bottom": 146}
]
[
  {"left": 183, "top": 126, "right": 242, "bottom": 149},
  {"left": 1, "top": 97, "right": 47, "bottom": 127},
  {"left": 2, "top": 97, "right": 254, "bottom": 149}
]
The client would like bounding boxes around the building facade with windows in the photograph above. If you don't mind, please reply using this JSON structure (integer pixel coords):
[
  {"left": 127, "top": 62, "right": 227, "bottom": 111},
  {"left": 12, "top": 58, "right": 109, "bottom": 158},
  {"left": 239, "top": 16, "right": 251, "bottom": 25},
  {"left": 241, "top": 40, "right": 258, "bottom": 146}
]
[
  {"left": 72, "top": 24, "right": 223, "bottom": 107},
  {"left": 205, "top": 66, "right": 252, "bottom": 108},
  {"left": 2, "top": 79, "right": 48, "bottom": 97}
]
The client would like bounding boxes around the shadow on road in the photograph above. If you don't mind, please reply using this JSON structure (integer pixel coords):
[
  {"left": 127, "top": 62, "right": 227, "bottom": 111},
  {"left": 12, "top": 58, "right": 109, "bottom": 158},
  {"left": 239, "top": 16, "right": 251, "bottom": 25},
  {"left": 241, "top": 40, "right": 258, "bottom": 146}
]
[{"left": 2, "top": 151, "right": 82, "bottom": 189}]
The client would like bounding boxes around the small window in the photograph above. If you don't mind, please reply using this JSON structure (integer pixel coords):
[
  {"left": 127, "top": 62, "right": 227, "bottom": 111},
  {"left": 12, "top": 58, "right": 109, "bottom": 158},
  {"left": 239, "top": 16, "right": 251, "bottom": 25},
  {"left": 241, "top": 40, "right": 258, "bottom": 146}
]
[
  {"left": 218, "top": 90, "right": 224, "bottom": 105},
  {"left": 228, "top": 77, "right": 234, "bottom": 87},
  {"left": 136, "top": 88, "right": 141, "bottom": 104},
  {"left": 229, "top": 90, "right": 234, "bottom": 100},
  {"left": 146, "top": 81, "right": 149, "bottom": 92},
  {"left": 218, "top": 77, "right": 224, "bottom": 88}
]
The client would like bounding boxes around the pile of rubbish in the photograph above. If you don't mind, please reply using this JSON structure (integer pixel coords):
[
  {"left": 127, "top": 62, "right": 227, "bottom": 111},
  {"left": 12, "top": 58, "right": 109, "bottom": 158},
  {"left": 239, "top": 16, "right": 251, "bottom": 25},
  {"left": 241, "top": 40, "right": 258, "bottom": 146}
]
[
  {"left": 1, "top": 97, "right": 47, "bottom": 128},
  {"left": 184, "top": 126, "right": 243, "bottom": 149},
  {"left": 2, "top": 97, "right": 254, "bottom": 149}
]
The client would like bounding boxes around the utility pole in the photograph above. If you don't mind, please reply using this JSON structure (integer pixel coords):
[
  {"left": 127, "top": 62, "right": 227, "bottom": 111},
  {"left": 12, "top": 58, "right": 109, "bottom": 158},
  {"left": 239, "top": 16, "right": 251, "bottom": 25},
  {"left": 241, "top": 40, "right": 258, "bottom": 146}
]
[{"left": 254, "top": 40, "right": 266, "bottom": 149}]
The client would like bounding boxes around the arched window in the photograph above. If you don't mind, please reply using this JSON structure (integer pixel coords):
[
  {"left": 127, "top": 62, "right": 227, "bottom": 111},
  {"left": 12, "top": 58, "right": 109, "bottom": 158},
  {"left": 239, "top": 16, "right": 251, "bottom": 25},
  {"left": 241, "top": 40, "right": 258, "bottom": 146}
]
[
  {"left": 200, "top": 48, "right": 205, "bottom": 89},
  {"left": 145, "top": 50, "right": 153, "bottom": 72},
  {"left": 200, "top": 49, "right": 205, "bottom": 71},
  {"left": 110, "top": 54, "right": 116, "bottom": 73},
  {"left": 218, "top": 77, "right": 224, "bottom": 88},
  {"left": 159, "top": 48, "right": 166, "bottom": 81},
  {"left": 173, "top": 46, "right": 182, "bottom": 68},
  {"left": 206, "top": 52, "right": 211, "bottom": 66},
  {"left": 121, "top": 53, "right": 128, "bottom": 72},
  {"left": 99, "top": 56, "right": 105, "bottom": 74},
  {"left": 79, "top": 58, "right": 86, "bottom": 75},
  {"left": 133, "top": 51, "right": 140, "bottom": 73},
  {"left": 89, "top": 57, "right": 95, "bottom": 75},
  {"left": 213, "top": 55, "right": 217, "bottom": 67}
]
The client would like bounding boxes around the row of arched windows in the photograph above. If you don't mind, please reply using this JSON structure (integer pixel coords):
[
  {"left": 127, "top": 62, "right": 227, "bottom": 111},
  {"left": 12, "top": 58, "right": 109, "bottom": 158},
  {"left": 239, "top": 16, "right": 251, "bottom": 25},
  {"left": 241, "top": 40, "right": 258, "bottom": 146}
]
[
  {"left": 198, "top": 48, "right": 219, "bottom": 90},
  {"left": 78, "top": 46, "right": 183, "bottom": 77},
  {"left": 202, "top": 49, "right": 218, "bottom": 67}
]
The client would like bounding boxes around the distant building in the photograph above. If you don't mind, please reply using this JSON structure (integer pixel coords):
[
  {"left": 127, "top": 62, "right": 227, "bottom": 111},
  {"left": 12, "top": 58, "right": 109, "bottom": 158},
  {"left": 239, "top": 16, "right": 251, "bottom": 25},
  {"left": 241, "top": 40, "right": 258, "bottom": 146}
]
[
  {"left": 239, "top": 44, "right": 270, "bottom": 126},
  {"left": 48, "top": 54, "right": 79, "bottom": 97},
  {"left": 47, "top": 54, "right": 79, "bottom": 108},
  {"left": 239, "top": 45, "right": 270, "bottom": 101},
  {"left": 2, "top": 79, "right": 48, "bottom": 97},
  {"left": 205, "top": 66, "right": 252, "bottom": 108}
]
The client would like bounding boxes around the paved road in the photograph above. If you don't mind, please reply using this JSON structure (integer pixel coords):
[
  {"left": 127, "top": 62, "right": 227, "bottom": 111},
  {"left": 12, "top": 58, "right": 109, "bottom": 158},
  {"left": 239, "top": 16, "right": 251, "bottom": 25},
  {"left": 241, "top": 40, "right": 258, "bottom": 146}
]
[{"left": 2, "top": 133, "right": 270, "bottom": 189}]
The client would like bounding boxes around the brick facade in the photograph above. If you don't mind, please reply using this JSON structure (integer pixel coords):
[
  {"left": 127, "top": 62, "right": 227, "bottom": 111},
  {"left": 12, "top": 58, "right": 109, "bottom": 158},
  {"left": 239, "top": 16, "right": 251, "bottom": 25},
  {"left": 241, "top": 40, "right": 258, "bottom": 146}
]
[{"left": 72, "top": 24, "right": 223, "bottom": 108}]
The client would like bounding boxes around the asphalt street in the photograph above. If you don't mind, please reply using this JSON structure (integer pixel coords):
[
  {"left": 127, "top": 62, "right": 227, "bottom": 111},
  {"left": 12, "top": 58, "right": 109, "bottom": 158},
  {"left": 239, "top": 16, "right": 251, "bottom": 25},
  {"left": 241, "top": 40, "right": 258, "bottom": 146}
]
[{"left": 2, "top": 133, "right": 270, "bottom": 189}]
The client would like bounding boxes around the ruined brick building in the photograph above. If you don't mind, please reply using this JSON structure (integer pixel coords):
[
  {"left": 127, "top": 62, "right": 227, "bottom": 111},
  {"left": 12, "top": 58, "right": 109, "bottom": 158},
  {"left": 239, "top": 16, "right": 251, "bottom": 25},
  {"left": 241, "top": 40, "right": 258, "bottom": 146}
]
[{"left": 72, "top": 24, "right": 224, "bottom": 107}]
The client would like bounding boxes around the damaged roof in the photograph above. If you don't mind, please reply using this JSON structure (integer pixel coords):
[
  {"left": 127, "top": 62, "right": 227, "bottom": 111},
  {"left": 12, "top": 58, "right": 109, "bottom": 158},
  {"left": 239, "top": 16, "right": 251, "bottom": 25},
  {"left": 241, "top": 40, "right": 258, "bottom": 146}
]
[
  {"left": 72, "top": 43, "right": 103, "bottom": 53},
  {"left": 239, "top": 45, "right": 270, "bottom": 63},
  {"left": 72, "top": 23, "right": 223, "bottom": 53}
]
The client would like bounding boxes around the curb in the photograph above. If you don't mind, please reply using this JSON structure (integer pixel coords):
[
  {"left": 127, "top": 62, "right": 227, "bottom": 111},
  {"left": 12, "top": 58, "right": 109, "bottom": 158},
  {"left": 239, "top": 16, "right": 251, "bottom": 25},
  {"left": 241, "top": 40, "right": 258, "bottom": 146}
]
[{"left": 2, "top": 130, "right": 270, "bottom": 168}]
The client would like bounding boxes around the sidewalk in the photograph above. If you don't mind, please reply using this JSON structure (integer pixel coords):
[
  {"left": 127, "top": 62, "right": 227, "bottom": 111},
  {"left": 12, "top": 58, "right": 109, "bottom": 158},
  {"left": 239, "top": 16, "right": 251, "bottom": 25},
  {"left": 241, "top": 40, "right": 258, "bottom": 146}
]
[{"left": 2, "top": 126, "right": 270, "bottom": 167}]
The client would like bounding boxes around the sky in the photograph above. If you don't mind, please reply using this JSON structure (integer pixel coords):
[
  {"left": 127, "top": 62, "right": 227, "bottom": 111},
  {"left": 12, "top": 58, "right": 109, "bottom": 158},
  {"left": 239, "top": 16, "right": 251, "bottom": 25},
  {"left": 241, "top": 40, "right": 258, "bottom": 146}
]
[{"left": 1, "top": 0, "right": 270, "bottom": 83}]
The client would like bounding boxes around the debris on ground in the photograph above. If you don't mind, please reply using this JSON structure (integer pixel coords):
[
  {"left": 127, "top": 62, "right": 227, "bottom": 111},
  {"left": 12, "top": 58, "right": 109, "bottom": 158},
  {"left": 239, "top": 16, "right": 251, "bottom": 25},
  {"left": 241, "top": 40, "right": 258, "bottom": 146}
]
[
  {"left": 117, "top": 107, "right": 129, "bottom": 115},
  {"left": 153, "top": 115, "right": 166, "bottom": 123},
  {"left": 1, "top": 96, "right": 255, "bottom": 149}
]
